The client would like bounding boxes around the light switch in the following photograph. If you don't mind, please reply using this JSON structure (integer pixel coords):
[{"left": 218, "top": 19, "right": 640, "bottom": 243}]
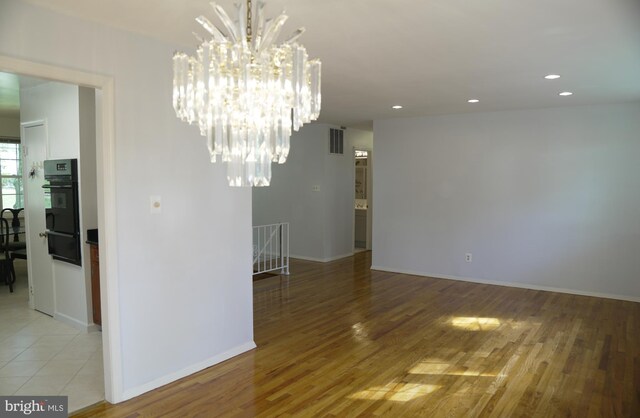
[
  {"left": 150, "top": 195, "right": 162, "bottom": 214},
  {"left": 312, "top": 185, "right": 320, "bottom": 192}
]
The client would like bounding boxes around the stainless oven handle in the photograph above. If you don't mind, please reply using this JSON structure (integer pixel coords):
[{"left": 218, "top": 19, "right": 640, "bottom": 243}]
[
  {"left": 45, "top": 230, "right": 77, "bottom": 238},
  {"left": 42, "top": 184, "right": 73, "bottom": 190}
]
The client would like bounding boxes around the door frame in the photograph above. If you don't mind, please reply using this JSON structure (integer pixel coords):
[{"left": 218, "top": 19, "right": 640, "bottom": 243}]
[
  {"left": 352, "top": 147, "right": 373, "bottom": 251},
  {"left": 0, "top": 55, "right": 123, "bottom": 403}
]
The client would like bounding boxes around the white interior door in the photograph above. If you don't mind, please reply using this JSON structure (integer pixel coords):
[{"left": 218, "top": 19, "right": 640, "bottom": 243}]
[{"left": 22, "top": 122, "right": 54, "bottom": 316}]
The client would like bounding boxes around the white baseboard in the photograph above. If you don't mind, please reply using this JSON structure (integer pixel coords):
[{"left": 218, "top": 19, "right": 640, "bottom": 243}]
[
  {"left": 87, "top": 323, "right": 101, "bottom": 333},
  {"left": 370, "top": 265, "right": 640, "bottom": 303},
  {"left": 53, "top": 312, "right": 94, "bottom": 332},
  {"left": 121, "top": 340, "right": 257, "bottom": 401},
  {"left": 291, "top": 252, "right": 354, "bottom": 263},
  {"left": 290, "top": 254, "right": 324, "bottom": 262}
]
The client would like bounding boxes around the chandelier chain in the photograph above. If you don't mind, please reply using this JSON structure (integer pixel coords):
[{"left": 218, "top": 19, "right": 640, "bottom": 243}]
[{"left": 246, "top": 0, "right": 252, "bottom": 42}]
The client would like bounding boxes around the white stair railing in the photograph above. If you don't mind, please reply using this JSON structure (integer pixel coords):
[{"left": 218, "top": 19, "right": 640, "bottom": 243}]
[{"left": 253, "top": 223, "right": 289, "bottom": 275}]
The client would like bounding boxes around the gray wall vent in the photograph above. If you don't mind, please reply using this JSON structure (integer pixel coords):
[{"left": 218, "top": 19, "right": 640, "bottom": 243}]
[{"left": 329, "top": 128, "right": 344, "bottom": 155}]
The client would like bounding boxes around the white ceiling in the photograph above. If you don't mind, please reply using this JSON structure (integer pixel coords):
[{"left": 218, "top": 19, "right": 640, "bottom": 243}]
[
  {"left": 11, "top": 0, "right": 640, "bottom": 128},
  {"left": 0, "top": 72, "right": 48, "bottom": 118},
  {"left": 0, "top": 72, "right": 20, "bottom": 118}
]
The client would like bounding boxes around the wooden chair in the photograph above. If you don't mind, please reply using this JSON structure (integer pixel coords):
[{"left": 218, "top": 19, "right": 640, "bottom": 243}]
[
  {"left": 0, "top": 218, "right": 16, "bottom": 293},
  {"left": 1, "top": 208, "right": 26, "bottom": 252}
]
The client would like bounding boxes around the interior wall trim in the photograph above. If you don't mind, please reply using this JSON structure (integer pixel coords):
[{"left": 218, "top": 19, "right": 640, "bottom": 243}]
[
  {"left": 53, "top": 311, "right": 95, "bottom": 332},
  {"left": 291, "top": 252, "right": 355, "bottom": 263},
  {"left": 0, "top": 54, "right": 122, "bottom": 403},
  {"left": 370, "top": 265, "right": 640, "bottom": 303},
  {"left": 121, "top": 341, "right": 257, "bottom": 401}
]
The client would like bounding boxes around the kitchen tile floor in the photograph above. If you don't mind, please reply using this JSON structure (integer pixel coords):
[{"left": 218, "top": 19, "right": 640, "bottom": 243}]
[{"left": 0, "top": 260, "right": 104, "bottom": 413}]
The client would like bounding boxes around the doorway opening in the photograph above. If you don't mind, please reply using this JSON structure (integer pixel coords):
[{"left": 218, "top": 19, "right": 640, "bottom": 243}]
[
  {"left": 354, "top": 149, "right": 370, "bottom": 252},
  {"left": 0, "top": 71, "right": 103, "bottom": 411},
  {"left": 1, "top": 52, "right": 124, "bottom": 407}
]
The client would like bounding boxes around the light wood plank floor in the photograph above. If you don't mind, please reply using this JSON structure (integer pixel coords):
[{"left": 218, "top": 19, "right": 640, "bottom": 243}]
[{"left": 75, "top": 251, "right": 639, "bottom": 417}]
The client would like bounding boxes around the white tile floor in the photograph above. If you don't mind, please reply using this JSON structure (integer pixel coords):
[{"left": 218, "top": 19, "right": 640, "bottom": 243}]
[{"left": 0, "top": 260, "right": 104, "bottom": 413}]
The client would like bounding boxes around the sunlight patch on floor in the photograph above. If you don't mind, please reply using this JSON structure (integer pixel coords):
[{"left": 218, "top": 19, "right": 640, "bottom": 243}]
[
  {"left": 451, "top": 317, "right": 500, "bottom": 331},
  {"left": 351, "top": 322, "right": 369, "bottom": 342},
  {"left": 349, "top": 382, "right": 441, "bottom": 402},
  {"left": 409, "top": 361, "right": 496, "bottom": 377}
]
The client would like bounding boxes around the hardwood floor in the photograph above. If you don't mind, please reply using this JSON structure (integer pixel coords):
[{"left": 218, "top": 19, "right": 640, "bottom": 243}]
[{"left": 74, "top": 251, "right": 640, "bottom": 417}]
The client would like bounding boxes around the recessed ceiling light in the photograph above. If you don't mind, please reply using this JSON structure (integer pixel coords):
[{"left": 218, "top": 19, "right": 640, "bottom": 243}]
[
  {"left": 559, "top": 91, "right": 573, "bottom": 96},
  {"left": 544, "top": 74, "right": 561, "bottom": 80},
  {"left": 467, "top": 99, "right": 480, "bottom": 103},
  {"left": 391, "top": 105, "right": 403, "bottom": 109}
]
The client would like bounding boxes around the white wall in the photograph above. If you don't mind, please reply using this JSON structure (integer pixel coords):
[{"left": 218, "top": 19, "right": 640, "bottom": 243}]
[
  {"left": 252, "top": 124, "right": 373, "bottom": 261},
  {"left": 1, "top": 0, "right": 253, "bottom": 401},
  {"left": 79, "top": 87, "right": 98, "bottom": 323},
  {"left": 0, "top": 116, "right": 20, "bottom": 137},
  {"left": 20, "top": 81, "right": 95, "bottom": 328},
  {"left": 373, "top": 102, "right": 640, "bottom": 301},
  {"left": 322, "top": 127, "right": 353, "bottom": 261},
  {"left": 252, "top": 124, "right": 325, "bottom": 259}
]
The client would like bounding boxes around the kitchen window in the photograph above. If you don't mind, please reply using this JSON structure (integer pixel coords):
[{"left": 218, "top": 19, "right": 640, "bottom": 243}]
[{"left": 0, "top": 139, "right": 23, "bottom": 209}]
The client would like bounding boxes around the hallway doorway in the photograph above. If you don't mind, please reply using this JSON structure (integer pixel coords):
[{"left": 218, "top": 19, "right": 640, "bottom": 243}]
[{"left": 354, "top": 149, "right": 371, "bottom": 251}]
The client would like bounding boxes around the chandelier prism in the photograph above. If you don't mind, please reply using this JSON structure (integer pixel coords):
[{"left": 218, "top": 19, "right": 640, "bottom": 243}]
[{"left": 173, "top": 0, "right": 321, "bottom": 187}]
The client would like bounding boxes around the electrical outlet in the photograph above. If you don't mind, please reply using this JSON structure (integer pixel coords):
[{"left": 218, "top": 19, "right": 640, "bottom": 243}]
[
  {"left": 465, "top": 253, "right": 472, "bottom": 262},
  {"left": 312, "top": 185, "right": 320, "bottom": 192}
]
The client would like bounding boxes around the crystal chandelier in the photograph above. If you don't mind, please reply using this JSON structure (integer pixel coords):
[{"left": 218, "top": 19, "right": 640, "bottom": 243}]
[{"left": 173, "top": 0, "right": 321, "bottom": 187}]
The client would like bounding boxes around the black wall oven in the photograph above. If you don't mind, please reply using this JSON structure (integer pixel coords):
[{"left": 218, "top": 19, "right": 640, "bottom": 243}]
[{"left": 43, "top": 159, "right": 81, "bottom": 266}]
